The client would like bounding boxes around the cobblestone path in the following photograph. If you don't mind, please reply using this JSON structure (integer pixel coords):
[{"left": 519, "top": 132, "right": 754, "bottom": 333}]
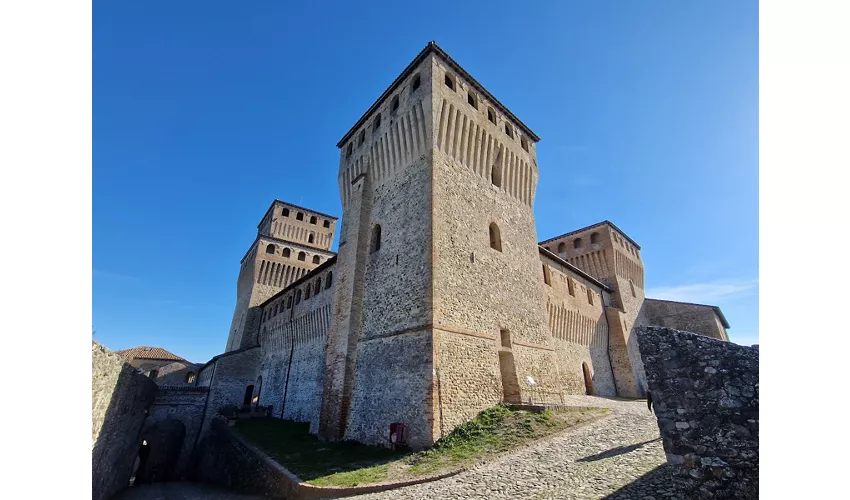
[
  {"left": 355, "top": 396, "right": 675, "bottom": 500},
  {"left": 112, "top": 482, "right": 266, "bottom": 500}
]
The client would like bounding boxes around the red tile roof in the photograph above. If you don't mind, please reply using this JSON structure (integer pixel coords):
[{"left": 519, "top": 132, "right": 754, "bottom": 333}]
[{"left": 115, "top": 346, "right": 190, "bottom": 363}]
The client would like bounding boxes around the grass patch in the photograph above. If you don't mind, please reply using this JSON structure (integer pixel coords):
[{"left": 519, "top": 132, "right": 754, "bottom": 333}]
[{"left": 235, "top": 404, "right": 607, "bottom": 487}]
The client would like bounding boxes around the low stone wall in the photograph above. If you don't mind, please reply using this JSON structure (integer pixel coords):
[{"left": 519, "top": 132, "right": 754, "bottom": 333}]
[
  {"left": 637, "top": 326, "right": 758, "bottom": 499},
  {"left": 193, "top": 418, "right": 464, "bottom": 499},
  {"left": 91, "top": 341, "right": 157, "bottom": 500}
]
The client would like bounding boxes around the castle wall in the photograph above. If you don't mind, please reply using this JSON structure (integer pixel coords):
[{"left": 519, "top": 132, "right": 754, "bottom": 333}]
[
  {"left": 544, "top": 224, "right": 648, "bottom": 396},
  {"left": 92, "top": 342, "right": 157, "bottom": 500},
  {"left": 644, "top": 299, "right": 729, "bottom": 341},
  {"left": 430, "top": 55, "right": 557, "bottom": 434},
  {"left": 540, "top": 254, "right": 616, "bottom": 397},
  {"left": 257, "top": 265, "right": 336, "bottom": 432},
  {"left": 347, "top": 61, "right": 436, "bottom": 449},
  {"left": 198, "top": 347, "right": 262, "bottom": 436},
  {"left": 145, "top": 386, "right": 209, "bottom": 480},
  {"left": 637, "top": 326, "right": 758, "bottom": 499}
]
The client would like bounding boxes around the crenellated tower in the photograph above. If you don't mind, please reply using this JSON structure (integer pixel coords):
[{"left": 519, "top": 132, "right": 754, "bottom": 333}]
[
  {"left": 540, "top": 222, "right": 648, "bottom": 396},
  {"left": 319, "top": 42, "right": 554, "bottom": 448},
  {"left": 224, "top": 200, "right": 338, "bottom": 352}
]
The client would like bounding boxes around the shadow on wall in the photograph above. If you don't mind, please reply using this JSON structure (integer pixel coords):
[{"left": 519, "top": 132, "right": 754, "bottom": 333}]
[
  {"left": 132, "top": 419, "right": 186, "bottom": 485},
  {"left": 92, "top": 343, "right": 157, "bottom": 500}
]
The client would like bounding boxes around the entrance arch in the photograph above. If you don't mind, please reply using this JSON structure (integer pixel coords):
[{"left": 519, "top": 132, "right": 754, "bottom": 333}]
[
  {"left": 135, "top": 419, "right": 186, "bottom": 484},
  {"left": 582, "top": 362, "right": 594, "bottom": 395}
]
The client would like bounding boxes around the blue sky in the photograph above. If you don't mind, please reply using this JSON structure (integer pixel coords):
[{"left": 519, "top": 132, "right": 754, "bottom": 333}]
[{"left": 93, "top": 1, "right": 758, "bottom": 363}]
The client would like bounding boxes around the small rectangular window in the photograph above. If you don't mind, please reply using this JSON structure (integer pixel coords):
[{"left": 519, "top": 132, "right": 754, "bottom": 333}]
[{"left": 444, "top": 74, "right": 455, "bottom": 91}]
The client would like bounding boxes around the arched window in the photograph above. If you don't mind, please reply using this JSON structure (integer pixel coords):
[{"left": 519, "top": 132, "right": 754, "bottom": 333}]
[
  {"left": 295, "top": 289, "right": 302, "bottom": 304},
  {"left": 296, "top": 212, "right": 304, "bottom": 221},
  {"left": 573, "top": 238, "right": 583, "bottom": 249},
  {"left": 371, "top": 224, "right": 382, "bottom": 253},
  {"left": 467, "top": 92, "right": 477, "bottom": 109},
  {"left": 557, "top": 242, "right": 566, "bottom": 256},
  {"left": 587, "top": 289, "right": 594, "bottom": 305},
  {"left": 312, "top": 255, "right": 320, "bottom": 264},
  {"left": 411, "top": 74, "right": 421, "bottom": 91},
  {"left": 444, "top": 73, "right": 455, "bottom": 91},
  {"left": 567, "top": 277, "right": 576, "bottom": 296},
  {"left": 521, "top": 136, "right": 529, "bottom": 152},
  {"left": 542, "top": 264, "right": 551, "bottom": 286},
  {"left": 148, "top": 370, "right": 158, "bottom": 380},
  {"left": 323, "top": 220, "right": 330, "bottom": 228},
  {"left": 282, "top": 208, "right": 290, "bottom": 217},
  {"left": 358, "top": 130, "right": 365, "bottom": 145},
  {"left": 286, "top": 296, "right": 292, "bottom": 309},
  {"left": 488, "top": 107, "right": 496, "bottom": 125},
  {"left": 242, "top": 385, "right": 254, "bottom": 406},
  {"left": 590, "top": 232, "right": 600, "bottom": 244},
  {"left": 325, "top": 272, "right": 333, "bottom": 289},
  {"left": 346, "top": 143, "right": 353, "bottom": 158},
  {"left": 298, "top": 251, "right": 306, "bottom": 261},
  {"left": 265, "top": 244, "right": 275, "bottom": 254},
  {"left": 314, "top": 279, "right": 322, "bottom": 294},
  {"left": 504, "top": 123, "right": 514, "bottom": 138},
  {"left": 310, "top": 216, "right": 317, "bottom": 225},
  {"left": 185, "top": 372, "right": 196, "bottom": 384},
  {"left": 308, "top": 233, "right": 315, "bottom": 244},
  {"left": 391, "top": 95, "right": 399, "bottom": 113},
  {"left": 282, "top": 248, "right": 291, "bottom": 258},
  {"left": 305, "top": 285, "right": 311, "bottom": 299},
  {"left": 489, "top": 223, "right": 502, "bottom": 252},
  {"left": 373, "top": 114, "right": 381, "bottom": 131}
]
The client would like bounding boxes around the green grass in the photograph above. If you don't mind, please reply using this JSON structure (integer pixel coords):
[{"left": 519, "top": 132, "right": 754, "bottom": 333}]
[{"left": 235, "top": 404, "right": 607, "bottom": 487}]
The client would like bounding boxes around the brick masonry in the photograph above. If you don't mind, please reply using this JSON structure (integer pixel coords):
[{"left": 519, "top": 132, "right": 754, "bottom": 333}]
[{"left": 637, "top": 326, "right": 758, "bottom": 499}]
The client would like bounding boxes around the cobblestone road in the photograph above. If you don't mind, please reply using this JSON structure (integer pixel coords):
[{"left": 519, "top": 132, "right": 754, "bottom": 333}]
[
  {"left": 112, "top": 482, "right": 266, "bottom": 500},
  {"left": 354, "top": 396, "right": 675, "bottom": 500}
]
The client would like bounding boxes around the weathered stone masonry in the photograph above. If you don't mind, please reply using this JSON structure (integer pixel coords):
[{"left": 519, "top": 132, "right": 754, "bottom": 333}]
[{"left": 637, "top": 326, "right": 758, "bottom": 499}]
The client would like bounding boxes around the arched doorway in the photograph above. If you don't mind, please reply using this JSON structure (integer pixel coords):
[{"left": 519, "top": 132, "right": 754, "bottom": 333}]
[
  {"left": 135, "top": 419, "right": 186, "bottom": 484},
  {"left": 242, "top": 384, "right": 254, "bottom": 407},
  {"left": 582, "top": 362, "right": 594, "bottom": 395}
]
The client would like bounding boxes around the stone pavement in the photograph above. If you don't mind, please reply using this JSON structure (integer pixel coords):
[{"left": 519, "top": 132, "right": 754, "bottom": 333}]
[
  {"left": 112, "top": 482, "right": 266, "bottom": 500},
  {"left": 354, "top": 396, "right": 676, "bottom": 500}
]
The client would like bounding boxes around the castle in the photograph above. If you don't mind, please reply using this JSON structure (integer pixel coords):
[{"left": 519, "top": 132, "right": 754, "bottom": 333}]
[{"left": 193, "top": 42, "right": 730, "bottom": 450}]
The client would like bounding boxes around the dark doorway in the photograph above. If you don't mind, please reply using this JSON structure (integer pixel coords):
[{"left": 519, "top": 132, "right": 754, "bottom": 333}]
[
  {"left": 136, "top": 419, "right": 186, "bottom": 484},
  {"left": 499, "top": 351, "right": 521, "bottom": 403},
  {"left": 582, "top": 362, "right": 594, "bottom": 395},
  {"left": 243, "top": 384, "right": 255, "bottom": 407}
]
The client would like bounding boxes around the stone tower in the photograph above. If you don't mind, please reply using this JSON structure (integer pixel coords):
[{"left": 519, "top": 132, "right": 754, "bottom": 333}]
[
  {"left": 540, "top": 221, "right": 648, "bottom": 397},
  {"left": 319, "top": 42, "right": 556, "bottom": 448},
  {"left": 224, "top": 200, "right": 338, "bottom": 352}
]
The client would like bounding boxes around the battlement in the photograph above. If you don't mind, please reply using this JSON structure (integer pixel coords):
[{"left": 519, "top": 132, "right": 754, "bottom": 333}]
[{"left": 257, "top": 199, "right": 338, "bottom": 252}]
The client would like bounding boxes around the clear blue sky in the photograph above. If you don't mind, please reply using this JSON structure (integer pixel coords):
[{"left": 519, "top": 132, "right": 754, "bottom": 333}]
[{"left": 93, "top": 1, "right": 758, "bottom": 364}]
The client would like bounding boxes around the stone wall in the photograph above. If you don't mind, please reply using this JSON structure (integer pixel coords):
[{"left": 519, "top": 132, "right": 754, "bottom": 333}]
[
  {"left": 637, "top": 326, "right": 758, "bottom": 499},
  {"left": 144, "top": 386, "right": 209, "bottom": 479},
  {"left": 198, "top": 347, "right": 262, "bottom": 436},
  {"left": 91, "top": 341, "right": 157, "bottom": 500},
  {"left": 644, "top": 299, "right": 729, "bottom": 341},
  {"left": 193, "top": 418, "right": 302, "bottom": 498}
]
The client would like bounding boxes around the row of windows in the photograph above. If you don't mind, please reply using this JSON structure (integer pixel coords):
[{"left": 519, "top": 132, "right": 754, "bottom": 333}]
[
  {"left": 444, "top": 72, "right": 530, "bottom": 153},
  {"left": 279, "top": 208, "right": 331, "bottom": 228},
  {"left": 265, "top": 244, "right": 323, "bottom": 264},
  {"left": 543, "top": 264, "right": 597, "bottom": 305},
  {"left": 346, "top": 73, "right": 423, "bottom": 158},
  {"left": 613, "top": 233, "right": 639, "bottom": 257},
  {"left": 262, "top": 271, "right": 335, "bottom": 322}
]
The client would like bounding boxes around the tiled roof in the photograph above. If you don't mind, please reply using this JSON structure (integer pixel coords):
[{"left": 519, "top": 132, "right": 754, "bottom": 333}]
[{"left": 115, "top": 346, "right": 190, "bottom": 363}]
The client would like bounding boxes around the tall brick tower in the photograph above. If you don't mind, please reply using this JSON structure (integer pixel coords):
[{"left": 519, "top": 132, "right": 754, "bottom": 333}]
[
  {"left": 540, "top": 222, "right": 648, "bottom": 397},
  {"left": 224, "top": 200, "right": 338, "bottom": 352},
  {"left": 319, "top": 42, "right": 555, "bottom": 448}
]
